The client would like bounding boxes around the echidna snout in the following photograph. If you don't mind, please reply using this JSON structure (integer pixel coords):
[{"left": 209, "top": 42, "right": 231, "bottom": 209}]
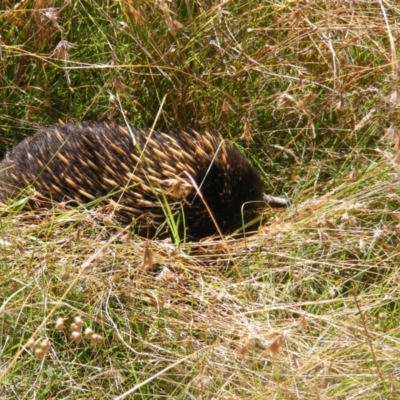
[
  {"left": 0, "top": 122, "right": 289, "bottom": 240},
  {"left": 263, "top": 194, "right": 291, "bottom": 208}
]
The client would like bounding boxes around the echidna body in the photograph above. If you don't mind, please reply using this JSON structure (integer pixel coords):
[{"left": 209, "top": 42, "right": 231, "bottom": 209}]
[{"left": 0, "top": 122, "right": 288, "bottom": 240}]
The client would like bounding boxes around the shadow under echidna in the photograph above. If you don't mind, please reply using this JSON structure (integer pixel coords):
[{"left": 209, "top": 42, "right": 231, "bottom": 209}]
[{"left": 0, "top": 122, "right": 290, "bottom": 240}]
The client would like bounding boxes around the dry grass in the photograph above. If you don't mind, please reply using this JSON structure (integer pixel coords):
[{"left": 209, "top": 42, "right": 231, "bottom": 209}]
[
  {"left": 1, "top": 1, "right": 400, "bottom": 399},
  {"left": 1, "top": 156, "right": 400, "bottom": 399}
]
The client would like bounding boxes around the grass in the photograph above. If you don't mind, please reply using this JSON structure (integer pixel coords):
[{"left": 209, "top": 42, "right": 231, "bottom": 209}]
[{"left": 1, "top": 0, "right": 400, "bottom": 399}]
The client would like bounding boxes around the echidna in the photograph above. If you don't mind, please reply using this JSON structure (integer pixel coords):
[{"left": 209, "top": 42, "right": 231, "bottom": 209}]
[{"left": 0, "top": 122, "right": 289, "bottom": 240}]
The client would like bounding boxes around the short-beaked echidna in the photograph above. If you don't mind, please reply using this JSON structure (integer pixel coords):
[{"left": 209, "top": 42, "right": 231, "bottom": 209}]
[{"left": 0, "top": 122, "right": 289, "bottom": 240}]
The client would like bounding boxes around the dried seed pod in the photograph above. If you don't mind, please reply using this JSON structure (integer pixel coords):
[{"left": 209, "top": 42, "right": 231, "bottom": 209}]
[
  {"left": 84, "top": 327, "right": 94, "bottom": 340},
  {"left": 71, "top": 331, "right": 82, "bottom": 343},
  {"left": 25, "top": 337, "right": 36, "bottom": 349},
  {"left": 91, "top": 333, "right": 104, "bottom": 344},
  {"left": 55, "top": 318, "right": 65, "bottom": 331},
  {"left": 0, "top": 122, "right": 290, "bottom": 240},
  {"left": 73, "top": 316, "right": 83, "bottom": 330},
  {"left": 40, "top": 339, "right": 50, "bottom": 351},
  {"left": 35, "top": 348, "right": 46, "bottom": 359}
]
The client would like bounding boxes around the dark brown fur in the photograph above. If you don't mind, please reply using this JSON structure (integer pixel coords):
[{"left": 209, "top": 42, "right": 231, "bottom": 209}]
[{"left": 0, "top": 122, "right": 289, "bottom": 240}]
